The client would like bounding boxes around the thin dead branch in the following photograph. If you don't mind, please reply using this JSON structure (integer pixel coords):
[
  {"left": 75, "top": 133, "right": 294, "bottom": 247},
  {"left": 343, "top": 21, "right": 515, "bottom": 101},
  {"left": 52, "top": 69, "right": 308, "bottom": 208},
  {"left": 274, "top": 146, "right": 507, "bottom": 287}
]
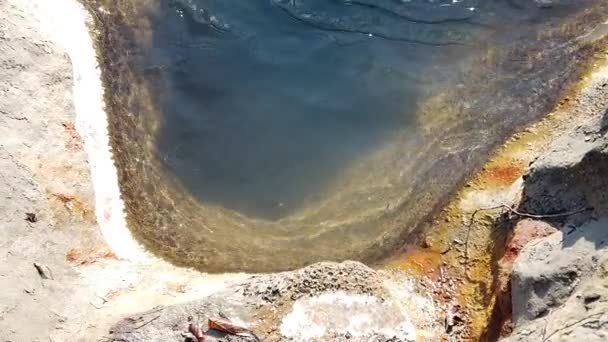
[
  {"left": 463, "top": 204, "right": 503, "bottom": 275},
  {"left": 89, "top": 301, "right": 103, "bottom": 310},
  {"left": 541, "top": 309, "right": 552, "bottom": 340},
  {"left": 463, "top": 203, "right": 592, "bottom": 275},
  {"left": 542, "top": 312, "right": 604, "bottom": 341},
  {"left": 133, "top": 315, "right": 160, "bottom": 330},
  {"left": 500, "top": 203, "right": 592, "bottom": 219}
]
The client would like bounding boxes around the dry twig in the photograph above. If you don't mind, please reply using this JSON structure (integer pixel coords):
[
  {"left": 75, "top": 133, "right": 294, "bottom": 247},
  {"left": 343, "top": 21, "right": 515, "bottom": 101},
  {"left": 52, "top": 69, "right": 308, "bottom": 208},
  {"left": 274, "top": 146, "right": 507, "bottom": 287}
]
[
  {"left": 542, "top": 312, "right": 604, "bottom": 341},
  {"left": 498, "top": 203, "right": 591, "bottom": 219},
  {"left": 463, "top": 203, "right": 592, "bottom": 276},
  {"left": 89, "top": 301, "right": 103, "bottom": 310},
  {"left": 133, "top": 315, "right": 160, "bottom": 330}
]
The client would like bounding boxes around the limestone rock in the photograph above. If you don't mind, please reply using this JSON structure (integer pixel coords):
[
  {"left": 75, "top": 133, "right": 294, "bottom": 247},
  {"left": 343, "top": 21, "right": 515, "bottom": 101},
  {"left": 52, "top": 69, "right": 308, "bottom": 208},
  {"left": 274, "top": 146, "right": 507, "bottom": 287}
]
[{"left": 109, "top": 262, "right": 424, "bottom": 342}]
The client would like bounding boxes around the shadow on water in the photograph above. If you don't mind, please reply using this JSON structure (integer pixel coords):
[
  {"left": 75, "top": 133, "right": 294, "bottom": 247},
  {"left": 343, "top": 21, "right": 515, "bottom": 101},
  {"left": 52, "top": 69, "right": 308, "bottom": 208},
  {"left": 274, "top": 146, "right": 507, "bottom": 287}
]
[{"left": 85, "top": 0, "right": 608, "bottom": 272}]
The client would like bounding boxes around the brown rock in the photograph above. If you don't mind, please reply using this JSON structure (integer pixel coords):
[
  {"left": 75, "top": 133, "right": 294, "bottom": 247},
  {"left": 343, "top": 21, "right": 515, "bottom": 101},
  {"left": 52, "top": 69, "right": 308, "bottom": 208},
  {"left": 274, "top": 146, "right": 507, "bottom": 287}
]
[
  {"left": 502, "top": 219, "right": 558, "bottom": 266},
  {"left": 494, "top": 219, "right": 558, "bottom": 336}
]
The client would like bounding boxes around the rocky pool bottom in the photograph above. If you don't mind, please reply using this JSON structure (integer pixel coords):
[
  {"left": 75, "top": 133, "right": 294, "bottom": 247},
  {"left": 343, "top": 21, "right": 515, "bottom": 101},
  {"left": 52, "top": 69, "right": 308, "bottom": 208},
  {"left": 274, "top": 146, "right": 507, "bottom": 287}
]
[
  {"left": 87, "top": 0, "right": 608, "bottom": 273},
  {"left": 109, "top": 54, "right": 608, "bottom": 341}
]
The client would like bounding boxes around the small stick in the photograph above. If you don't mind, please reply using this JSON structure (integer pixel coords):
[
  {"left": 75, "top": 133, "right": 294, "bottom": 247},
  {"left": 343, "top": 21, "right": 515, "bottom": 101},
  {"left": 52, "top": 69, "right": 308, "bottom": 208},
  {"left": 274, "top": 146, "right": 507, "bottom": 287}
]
[
  {"left": 499, "top": 203, "right": 591, "bottom": 219},
  {"left": 541, "top": 309, "right": 552, "bottom": 341},
  {"left": 463, "top": 203, "right": 592, "bottom": 276},
  {"left": 95, "top": 294, "right": 109, "bottom": 304},
  {"left": 463, "top": 205, "right": 504, "bottom": 275},
  {"left": 133, "top": 315, "right": 160, "bottom": 330},
  {"left": 542, "top": 312, "right": 603, "bottom": 341},
  {"left": 89, "top": 301, "right": 103, "bottom": 310}
]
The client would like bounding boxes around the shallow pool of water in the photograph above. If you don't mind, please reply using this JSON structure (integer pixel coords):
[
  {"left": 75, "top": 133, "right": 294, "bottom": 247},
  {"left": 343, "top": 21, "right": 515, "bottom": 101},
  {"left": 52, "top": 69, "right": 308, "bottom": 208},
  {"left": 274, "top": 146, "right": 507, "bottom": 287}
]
[
  {"left": 151, "top": 0, "right": 484, "bottom": 220},
  {"left": 90, "top": 0, "right": 608, "bottom": 271}
]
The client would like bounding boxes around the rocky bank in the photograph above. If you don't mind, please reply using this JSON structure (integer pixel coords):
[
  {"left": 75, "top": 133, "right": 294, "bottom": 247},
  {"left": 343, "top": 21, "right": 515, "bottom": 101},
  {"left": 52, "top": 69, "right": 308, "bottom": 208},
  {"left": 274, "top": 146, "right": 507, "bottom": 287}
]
[
  {"left": 501, "top": 65, "right": 608, "bottom": 341},
  {"left": 110, "top": 261, "right": 440, "bottom": 341}
]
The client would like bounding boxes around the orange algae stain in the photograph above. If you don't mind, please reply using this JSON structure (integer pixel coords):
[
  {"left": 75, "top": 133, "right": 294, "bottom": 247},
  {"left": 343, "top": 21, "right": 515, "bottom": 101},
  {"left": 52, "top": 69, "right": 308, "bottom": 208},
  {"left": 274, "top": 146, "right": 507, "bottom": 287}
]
[
  {"left": 384, "top": 247, "right": 443, "bottom": 277},
  {"left": 478, "top": 162, "right": 525, "bottom": 187},
  {"left": 61, "top": 121, "right": 84, "bottom": 151}
]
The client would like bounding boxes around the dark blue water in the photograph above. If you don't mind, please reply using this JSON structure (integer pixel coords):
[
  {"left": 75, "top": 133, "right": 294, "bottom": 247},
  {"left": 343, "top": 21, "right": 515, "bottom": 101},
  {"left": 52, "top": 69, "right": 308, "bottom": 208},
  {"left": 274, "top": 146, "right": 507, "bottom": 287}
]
[
  {"left": 94, "top": 0, "right": 608, "bottom": 271},
  {"left": 150, "top": 0, "right": 486, "bottom": 219}
]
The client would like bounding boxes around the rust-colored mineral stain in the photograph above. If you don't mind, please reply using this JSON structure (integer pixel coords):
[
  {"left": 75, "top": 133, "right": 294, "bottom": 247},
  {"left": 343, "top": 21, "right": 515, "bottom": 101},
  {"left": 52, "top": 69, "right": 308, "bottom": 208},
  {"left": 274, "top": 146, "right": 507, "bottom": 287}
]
[
  {"left": 478, "top": 161, "right": 525, "bottom": 187},
  {"left": 61, "top": 122, "right": 84, "bottom": 151},
  {"left": 49, "top": 192, "right": 95, "bottom": 221},
  {"left": 384, "top": 247, "right": 443, "bottom": 277}
]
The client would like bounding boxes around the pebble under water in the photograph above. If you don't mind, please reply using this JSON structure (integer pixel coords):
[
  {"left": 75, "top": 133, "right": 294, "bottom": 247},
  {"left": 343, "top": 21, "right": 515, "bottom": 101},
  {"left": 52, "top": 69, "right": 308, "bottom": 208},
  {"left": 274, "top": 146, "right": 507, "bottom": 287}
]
[{"left": 91, "top": 0, "right": 608, "bottom": 272}]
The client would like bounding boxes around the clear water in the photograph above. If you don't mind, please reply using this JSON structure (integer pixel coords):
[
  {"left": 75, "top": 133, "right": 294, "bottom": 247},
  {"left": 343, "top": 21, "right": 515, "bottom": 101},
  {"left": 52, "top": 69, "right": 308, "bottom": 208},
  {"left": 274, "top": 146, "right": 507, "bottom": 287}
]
[
  {"left": 93, "top": 0, "right": 608, "bottom": 271},
  {"left": 152, "top": 0, "right": 484, "bottom": 220}
]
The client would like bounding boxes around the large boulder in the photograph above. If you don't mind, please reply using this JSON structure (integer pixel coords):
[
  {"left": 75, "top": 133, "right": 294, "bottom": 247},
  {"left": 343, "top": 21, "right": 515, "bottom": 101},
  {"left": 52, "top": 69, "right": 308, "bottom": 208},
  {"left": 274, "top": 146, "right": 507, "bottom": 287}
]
[
  {"left": 511, "top": 220, "right": 608, "bottom": 323},
  {"left": 109, "top": 261, "right": 426, "bottom": 342},
  {"left": 505, "top": 240, "right": 608, "bottom": 341}
]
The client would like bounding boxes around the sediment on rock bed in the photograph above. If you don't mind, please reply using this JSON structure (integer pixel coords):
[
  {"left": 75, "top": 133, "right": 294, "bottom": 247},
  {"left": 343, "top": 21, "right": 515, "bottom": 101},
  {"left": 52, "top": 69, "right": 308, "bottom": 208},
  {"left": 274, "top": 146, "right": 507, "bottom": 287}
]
[{"left": 83, "top": 0, "right": 608, "bottom": 272}]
